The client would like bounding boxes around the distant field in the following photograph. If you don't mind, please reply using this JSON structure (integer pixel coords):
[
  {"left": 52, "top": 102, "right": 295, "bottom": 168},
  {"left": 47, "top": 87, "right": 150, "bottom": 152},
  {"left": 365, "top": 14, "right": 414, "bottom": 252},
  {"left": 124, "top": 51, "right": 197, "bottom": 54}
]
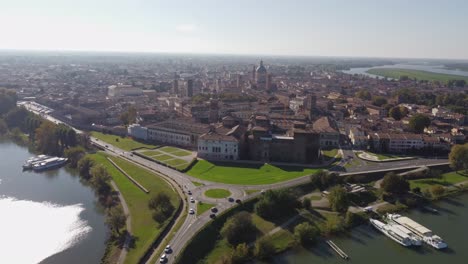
[
  {"left": 367, "top": 68, "right": 468, "bottom": 83},
  {"left": 137, "top": 146, "right": 192, "bottom": 171},
  {"left": 187, "top": 160, "right": 320, "bottom": 185},
  {"left": 91, "top": 131, "right": 157, "bottom": 151}
]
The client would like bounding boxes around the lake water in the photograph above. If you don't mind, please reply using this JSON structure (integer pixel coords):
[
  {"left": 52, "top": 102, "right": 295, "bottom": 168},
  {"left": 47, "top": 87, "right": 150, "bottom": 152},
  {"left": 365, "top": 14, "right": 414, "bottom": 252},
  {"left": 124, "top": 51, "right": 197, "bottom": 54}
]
[
  {"left": 264, "top": 193, "right": 468, "bottom": 264},
  {"left": 342, "top": 63, "right": 468, "bottom": 78},
  {"left": 0, "top": 140, "right": 107, "bottom": 264}
]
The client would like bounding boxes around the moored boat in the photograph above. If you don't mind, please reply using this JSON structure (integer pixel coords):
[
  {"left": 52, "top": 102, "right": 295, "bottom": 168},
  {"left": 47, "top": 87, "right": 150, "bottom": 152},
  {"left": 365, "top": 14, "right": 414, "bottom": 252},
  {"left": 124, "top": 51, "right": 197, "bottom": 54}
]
[
  {"left": 22, "top": 155, "right": 51, "bottom": 169},
  {"left": 370, "top": 219, "right": 412, "bottom": 247},
  {"left": 32, "top": 157, "right": 68, "bottom": 171},
  {"left": 386, "top": 213, "right": 447, "bottom": 249}
]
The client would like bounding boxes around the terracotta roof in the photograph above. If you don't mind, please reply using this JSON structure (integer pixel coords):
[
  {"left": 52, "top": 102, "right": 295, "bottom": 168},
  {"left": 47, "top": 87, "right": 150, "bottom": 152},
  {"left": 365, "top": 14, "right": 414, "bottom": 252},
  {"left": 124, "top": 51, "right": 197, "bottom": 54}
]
[{"left": 312, "top": 116, "right": 338, "bottom": 133}]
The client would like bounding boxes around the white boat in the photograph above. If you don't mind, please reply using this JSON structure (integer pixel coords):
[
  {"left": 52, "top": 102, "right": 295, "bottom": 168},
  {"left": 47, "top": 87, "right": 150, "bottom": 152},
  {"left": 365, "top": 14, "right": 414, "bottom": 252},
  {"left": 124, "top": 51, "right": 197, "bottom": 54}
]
[
  {"left": 392, "top": 223, "right": 422, "bottom": 246},
  {"left": 386, "top": 214, "right": 447, "bottom": 249},
  {"left": 32, "top": 157, "right": 68, "bottom": 171},
  {"left": 22, "top": 155, "right": 51, "bottom": 169},
  {"left": 370, "top": 219, "right": 412, "bottom": 247}
]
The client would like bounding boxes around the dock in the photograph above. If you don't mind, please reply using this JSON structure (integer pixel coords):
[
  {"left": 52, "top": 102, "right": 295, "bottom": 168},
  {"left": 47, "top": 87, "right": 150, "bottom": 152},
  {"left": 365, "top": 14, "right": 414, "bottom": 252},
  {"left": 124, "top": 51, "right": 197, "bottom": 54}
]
[{"left": 326, "top": 240, "right": 349, "bottom": 260}]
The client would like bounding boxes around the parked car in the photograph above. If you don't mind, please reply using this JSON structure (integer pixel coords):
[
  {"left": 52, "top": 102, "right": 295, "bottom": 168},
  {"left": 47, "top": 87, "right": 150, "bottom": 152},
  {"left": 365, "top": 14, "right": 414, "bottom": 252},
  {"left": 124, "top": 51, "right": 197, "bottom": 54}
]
[{"left": 189, "top": 208, "right": 195, "bottom": 214}]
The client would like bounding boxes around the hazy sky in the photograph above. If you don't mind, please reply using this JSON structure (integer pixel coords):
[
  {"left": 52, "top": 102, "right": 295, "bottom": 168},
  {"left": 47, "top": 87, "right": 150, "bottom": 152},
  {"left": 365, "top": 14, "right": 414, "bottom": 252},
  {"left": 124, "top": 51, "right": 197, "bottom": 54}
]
[{"left": 1, "top": 0, "right": 467, "bottom": 59}]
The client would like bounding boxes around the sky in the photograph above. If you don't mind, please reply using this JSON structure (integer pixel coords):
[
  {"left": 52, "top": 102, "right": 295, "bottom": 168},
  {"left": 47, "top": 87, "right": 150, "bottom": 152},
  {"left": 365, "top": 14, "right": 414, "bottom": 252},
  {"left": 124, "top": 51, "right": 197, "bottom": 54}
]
[{"left": 0, "top": 0, "right": 467, "bottom": 59}]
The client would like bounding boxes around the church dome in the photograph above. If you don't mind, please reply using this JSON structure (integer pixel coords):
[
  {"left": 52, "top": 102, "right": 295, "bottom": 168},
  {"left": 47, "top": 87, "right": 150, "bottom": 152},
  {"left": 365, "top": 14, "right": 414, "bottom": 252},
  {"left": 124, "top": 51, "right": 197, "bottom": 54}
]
[{"left": 256, "top": 60, "right": 267, "bottom": 73}]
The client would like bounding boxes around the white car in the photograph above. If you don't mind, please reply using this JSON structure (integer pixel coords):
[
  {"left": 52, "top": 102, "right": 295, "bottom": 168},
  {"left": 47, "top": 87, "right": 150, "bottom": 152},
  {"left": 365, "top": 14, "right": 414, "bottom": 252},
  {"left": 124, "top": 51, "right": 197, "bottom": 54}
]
[
  {"left": 159, "top": 254, "right": 167, "bottom": 263},
  {"left": 190, "top": 197, "right": 195, "bottom": 203},
  {"left": 189, "top": 208, "right": 195, "bottom": 214},
  {"left": 164, "top": 245, "right": 171, "bottom": 253}
]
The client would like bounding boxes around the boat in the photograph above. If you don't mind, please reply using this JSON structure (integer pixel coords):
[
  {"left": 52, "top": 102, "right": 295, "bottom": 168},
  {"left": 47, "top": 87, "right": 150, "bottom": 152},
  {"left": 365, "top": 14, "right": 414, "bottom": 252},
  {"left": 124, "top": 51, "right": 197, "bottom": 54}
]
[
  {"left": 424, "top": 206, "right": 439, "bottom": 213},
  {"left": 32, "top": 157, "right": 68, "bottom": 171},
  {"left": 22, "top": 155, "right": 51, "bottom": 169},
  {"left": 386, "top": 214, "right": 447, "bottom": 249},
  {"left": 392, "top": 224, "right": 422, "bottom": 246},
  {"left": 369, "top": 219, "right": 412, "bottom": 247}
]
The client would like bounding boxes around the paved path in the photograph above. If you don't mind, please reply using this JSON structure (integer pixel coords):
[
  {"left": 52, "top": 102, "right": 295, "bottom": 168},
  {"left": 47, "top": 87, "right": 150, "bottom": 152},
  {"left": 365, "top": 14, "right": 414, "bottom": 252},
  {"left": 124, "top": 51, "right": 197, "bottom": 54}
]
[{"left": 110, "top": 181, "right": 132, "bottom": 264}]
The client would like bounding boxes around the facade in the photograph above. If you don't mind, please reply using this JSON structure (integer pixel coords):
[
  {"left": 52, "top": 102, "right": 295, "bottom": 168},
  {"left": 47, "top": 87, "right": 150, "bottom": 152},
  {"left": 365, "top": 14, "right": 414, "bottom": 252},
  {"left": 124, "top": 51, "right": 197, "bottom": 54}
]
[
  {"left": 312, "top": 116, "right": 340, "bottom": 147},
  {"left": 370, "top": 133, "right": 450, "bottom": 153},
  {"left": 247, "top": 120, "right": 320, "bottom": 164},
  {"left": 147, "top": 119, "right": 210, "bottom": 148},
  {"left": 127, "top": 124, "right": 148, "bottom": 140},
  {"left": 197, "top": 132, "right": 239, "bottom": 160},
  {"left": 255, "top": 60, "right": 268, "bottom": 90}
]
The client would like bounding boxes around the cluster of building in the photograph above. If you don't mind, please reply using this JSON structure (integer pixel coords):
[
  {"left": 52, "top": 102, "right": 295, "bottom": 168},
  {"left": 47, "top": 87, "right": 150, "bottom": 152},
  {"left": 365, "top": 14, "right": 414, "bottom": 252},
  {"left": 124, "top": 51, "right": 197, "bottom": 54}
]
[{"left": 2, "top": 53, "right": 467, "bottom": 164}]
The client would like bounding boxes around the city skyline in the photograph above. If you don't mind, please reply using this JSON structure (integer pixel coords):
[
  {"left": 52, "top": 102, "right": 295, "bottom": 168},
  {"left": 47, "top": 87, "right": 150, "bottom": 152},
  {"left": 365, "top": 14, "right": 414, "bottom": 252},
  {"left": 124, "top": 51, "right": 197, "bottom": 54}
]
[{"left": 1, "top": 0, "right": 468, "bottom": 59}]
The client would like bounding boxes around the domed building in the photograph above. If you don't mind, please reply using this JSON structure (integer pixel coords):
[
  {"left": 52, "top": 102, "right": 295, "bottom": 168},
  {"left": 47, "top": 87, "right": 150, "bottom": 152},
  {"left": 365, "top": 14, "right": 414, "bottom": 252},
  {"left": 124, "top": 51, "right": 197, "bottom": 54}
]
[{"left": 255, "top": 60, "right": 268, "bottom": 89}]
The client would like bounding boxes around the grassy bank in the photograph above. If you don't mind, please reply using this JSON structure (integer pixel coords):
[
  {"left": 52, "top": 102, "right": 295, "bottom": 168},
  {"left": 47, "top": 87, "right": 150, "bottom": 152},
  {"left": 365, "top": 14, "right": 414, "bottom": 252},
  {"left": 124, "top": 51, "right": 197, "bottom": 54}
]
[
  {"left": 91, "top": 131, "right": 158, "bottom": 151},
  {"left": 409, "top": 171, "right": 468, "bottom": 191},
  {"left": 88, "top": 152, "right": 179, "bottom": 264},
  {"left": 367, "top": 68, "right": 468, "bottom": 83},
  {"left": 187, "top": 160, "right": 320, "bottom": 185},
  {"left": 204, "top": 189, "right": 231, "bottom": 198}
]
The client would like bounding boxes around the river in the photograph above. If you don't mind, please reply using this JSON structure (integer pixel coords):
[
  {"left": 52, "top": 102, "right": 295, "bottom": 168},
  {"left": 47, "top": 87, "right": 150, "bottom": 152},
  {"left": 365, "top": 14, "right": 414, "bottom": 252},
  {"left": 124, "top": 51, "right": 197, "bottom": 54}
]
[
  {"left": 263, "top": 193, "right": 468, "bottom": 264},
  {"left": 342, "top": 63, "right": 468, "bottom": 79},
  {"left": 0, "top": 140, "right": 107, "bottom": 264}
]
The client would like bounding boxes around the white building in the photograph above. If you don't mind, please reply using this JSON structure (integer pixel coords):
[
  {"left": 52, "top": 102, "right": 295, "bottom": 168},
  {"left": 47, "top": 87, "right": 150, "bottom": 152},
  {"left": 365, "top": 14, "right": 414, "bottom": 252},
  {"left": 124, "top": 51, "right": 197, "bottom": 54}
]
[
  {"left": 108, "top": 84, "right": 143, "bottom": 97},
  {"left": 197, "top": 132, "right": 239, "bottom": 161},
  {"left": 127, "top": 124, "right": 148, "bottom": 141},
  {"left": 147, "top": 120, "right": 209, "bottom": 148}
]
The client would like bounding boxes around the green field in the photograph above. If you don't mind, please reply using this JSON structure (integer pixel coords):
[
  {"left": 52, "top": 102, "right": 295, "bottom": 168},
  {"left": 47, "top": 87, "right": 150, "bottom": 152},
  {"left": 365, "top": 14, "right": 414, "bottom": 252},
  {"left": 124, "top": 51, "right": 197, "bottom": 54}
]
[
  {"left": 88, "top": 152, "right": 179, "bottom": 264},
  {"left": 364, "top": 151, "right": 401, "bottom": 160},
  {"left": 367, "top": 68, "right": 468, "bottom": 83},
  {"left": 151, "top": 154, "right": 173, "bottom": 161},
  {"left": 410, "top": 171, "right": 468, "bottom": 191},
  {"left": 138, "top": 148, "right": 191, "bottom": 170},
  {"left": 159, "top": 146, "right": 191, "bottom": 156},
  {"left": 322, "top": 149, "right": 338, "bottom": 160},
  {"left": 197, "top": 202, "right": 215, "bottom": 216},
  {"left": 204, "top": 189, "right": 231, "bottom": 199},
  {"left": 187, "top": 160, "right": 320, "bottom": 185},
  {"left": 91, "top": 131, "right": 157, "bottom": 151}
]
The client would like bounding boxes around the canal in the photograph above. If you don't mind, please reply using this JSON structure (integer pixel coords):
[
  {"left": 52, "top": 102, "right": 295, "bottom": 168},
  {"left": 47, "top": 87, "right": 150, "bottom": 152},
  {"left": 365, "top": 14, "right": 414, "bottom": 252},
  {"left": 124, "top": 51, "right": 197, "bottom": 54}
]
[
  {"left": 0, "top": 140, "right": 107, "bottom": 264},
  {"left": 263, "top": 193, "right": 468, "bottom": 264}
]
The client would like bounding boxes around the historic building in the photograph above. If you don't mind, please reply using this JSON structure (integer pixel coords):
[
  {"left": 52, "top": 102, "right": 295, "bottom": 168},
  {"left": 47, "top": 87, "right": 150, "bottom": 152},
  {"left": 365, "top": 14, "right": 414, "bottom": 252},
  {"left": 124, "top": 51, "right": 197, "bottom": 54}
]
[{"left": 255, "top": 60, "right": 268, "bottom": 90}]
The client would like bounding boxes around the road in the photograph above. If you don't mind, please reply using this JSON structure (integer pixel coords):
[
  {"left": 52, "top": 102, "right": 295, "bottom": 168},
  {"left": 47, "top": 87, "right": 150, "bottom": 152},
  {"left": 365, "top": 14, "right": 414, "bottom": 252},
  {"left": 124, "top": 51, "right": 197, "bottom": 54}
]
[{"left": 21, "top": 101, "right": 450, "bottom": 264}]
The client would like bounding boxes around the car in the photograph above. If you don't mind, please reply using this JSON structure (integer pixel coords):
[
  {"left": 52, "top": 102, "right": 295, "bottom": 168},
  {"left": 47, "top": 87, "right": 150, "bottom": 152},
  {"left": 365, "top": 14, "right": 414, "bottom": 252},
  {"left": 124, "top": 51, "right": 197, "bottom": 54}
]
[
  {"left": 210, "top": 207, "right": 218, "bottom": 213},
  {"left": 164, "top": 245, "right": 172, "bottom": 253},
  {"left": 159, "top": 254, "right": 167, "bottom": 263},
  {"left": 260, "top": 189, "right": 266, "bottom": 194},
  {"left": 228, "top": 197, "right": 234, "bottom": 202},
  {"left": 190, "top": 197, "right": 195, "bottom": 203},
  {"left": 235, "top": 199, "right": 242, "bottom": 204},
  {"left": 189, "top": 208, "right": 195, "bottom": 214},
  {"left": 187, "top": 190, "right": 192, "bottom": 195},
  {"left": 105, "top": 145, "right": 109, "bottom": 148},
  {"left": 210, "top": 213, "right": 216, "bottom": 219}
]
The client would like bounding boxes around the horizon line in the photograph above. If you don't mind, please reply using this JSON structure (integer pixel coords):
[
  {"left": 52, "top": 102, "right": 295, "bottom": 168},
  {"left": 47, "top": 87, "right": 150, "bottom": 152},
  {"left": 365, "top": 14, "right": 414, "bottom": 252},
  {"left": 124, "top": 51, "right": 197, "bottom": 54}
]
[{"left": 0, "top": 48, "right": 468, "bottom": 62}]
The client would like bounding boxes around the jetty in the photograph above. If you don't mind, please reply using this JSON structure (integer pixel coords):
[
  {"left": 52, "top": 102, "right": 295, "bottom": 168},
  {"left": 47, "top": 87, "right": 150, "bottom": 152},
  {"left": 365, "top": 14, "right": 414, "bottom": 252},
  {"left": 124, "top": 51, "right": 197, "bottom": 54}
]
[{"left": 326, "top": 240, "right": 349, "bottom": 260}]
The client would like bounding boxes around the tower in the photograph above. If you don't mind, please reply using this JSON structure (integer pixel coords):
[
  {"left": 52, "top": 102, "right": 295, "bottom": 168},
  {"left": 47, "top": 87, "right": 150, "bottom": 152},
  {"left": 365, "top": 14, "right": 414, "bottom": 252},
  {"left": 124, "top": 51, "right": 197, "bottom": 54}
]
[
  {"left": 186, "top": 79, "right": 193, "bottom": 97},
  {"left": 255, "top": 60, "right": 267, "bottom": 90}
]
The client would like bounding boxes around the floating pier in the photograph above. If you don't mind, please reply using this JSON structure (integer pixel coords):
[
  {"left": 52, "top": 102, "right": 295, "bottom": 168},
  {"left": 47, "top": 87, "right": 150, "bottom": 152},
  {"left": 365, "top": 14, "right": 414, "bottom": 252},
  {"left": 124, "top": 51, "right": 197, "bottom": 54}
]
[{"left": 326, "top": 240, "right": 349, "bottom": 260}]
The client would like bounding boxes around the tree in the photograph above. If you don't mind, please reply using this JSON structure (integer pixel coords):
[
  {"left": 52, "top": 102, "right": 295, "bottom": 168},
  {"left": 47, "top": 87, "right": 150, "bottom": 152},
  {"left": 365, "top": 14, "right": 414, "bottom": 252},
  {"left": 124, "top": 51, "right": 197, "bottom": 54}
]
[
  {"left": 64, "top": 146, "right": 86, "bottom": 168},
  {"left": 294, "top": 222, "right": 320, "bottom": 245},
  {"left": 328, "top": 186, "right": 349, "bottom": 212},
  {"left": 230, "top": 243, "right": 250, "bottom": 264},
  {"left": 389, "top": 106, "right": 402, "bottom": 120},
  {"left": 77, "top": 156, "right": 94, "bottom": 180},
  {"left": 106, "top": 206, "right": 126, "bottom": 235},
  {"left": 35, "top": 121, "right": 60, "bottom": 155},
  {"left": 344, "top": 212, "right": 365, "bottom": 228},
  {"left": 355, "top": 89, "right": 371, "bottom": 100},
  {"left": 221, "top": 211, "right": 256, "bottom": 245},
  {"left": 408, "top": 114, "right": 431, "bottom": 134},
  {"left": 89, "top": 165, "right": 112, "bottom": 196},
  {"left": 372, "top": 96, "right": 387, "bottom": 107},
  {"left": 120, "top": 106, "right": 137, "bottom": 126},
  {"left": 302, "top": 197, "right": 311, "bottom": 210},
  {"left": 381, "top": 172, "right": 410, "bottom": 194},
  {"left": 254, "top": 189, "right": 298, "bottom": 219},
  {"left": 148, "top": 192, "right": 175, "bottom": 224},
  {"left": 4, "top": 106, "right": 29, "bottom": 131},
  {"left": 431, "top": 185, "right": 445, "bottom": 198},
  {"left": 449, "top": 143, "right": 468, "bottom": 173},
  {"left": 310, "top": 170, "right": 339, "bottom": 190},
  {"left": 254, "top": 237, "right": 275, "bottom": 260},
  {"left": 0, "top": 118, "right": 7, "bottom": 134},
  {"left": 0, "top": 88, "right": 17, "bottom": 115}
]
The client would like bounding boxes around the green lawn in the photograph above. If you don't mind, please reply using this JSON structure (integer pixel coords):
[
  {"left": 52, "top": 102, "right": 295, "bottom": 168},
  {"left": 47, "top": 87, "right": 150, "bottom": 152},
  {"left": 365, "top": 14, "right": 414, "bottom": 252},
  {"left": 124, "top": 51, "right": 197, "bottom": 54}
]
[
  {"left": 91, "top": 131, "right": 157, "bottom": 151},
  {"left": 197, "top": 202, "right": 214, "bottom": 216},
  {"left": 170, "top": 150, "right": 192, "bottom": 157},
  {"left": 322, "top": 149, "right": 338, "bottom": 159},
  {"left": 140, "top": 150, "right": 163, "bottom": 156},
  {"left": 245, "top": 189, "right": 259, "bottom": 195},
  {"left": 368, "top": 152, "right": 401, "bottom": 160},
  {"left": 88, "top": 152, "right": 179, "bottom": 264},
  {"left": 192, "top": 181, "right": 204, "bottom": 187},
  {"left": 187, "top": 160, "right": 320, "bottom": 185},
  {"left": 165, "top": 158, "right": 189, "bottom": 167},
  {"left": 367, "top": 68, "right": 468, "bottom": 83},
  {"left": 410, "top": 171, "right": 468, "bottom": 191},
  {"left": 204, "top": 189, "right": 231, "bottom": 199},
  {"left": 151, "top": 154, "right": 173, "bottom": 161}
]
